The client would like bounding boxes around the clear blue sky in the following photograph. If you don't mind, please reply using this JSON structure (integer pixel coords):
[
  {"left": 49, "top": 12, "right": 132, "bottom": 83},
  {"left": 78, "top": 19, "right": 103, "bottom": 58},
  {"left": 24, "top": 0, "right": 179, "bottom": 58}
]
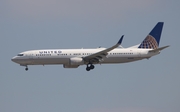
[{"left": 0, "top": 0, "right": 179, "bottom": 112}]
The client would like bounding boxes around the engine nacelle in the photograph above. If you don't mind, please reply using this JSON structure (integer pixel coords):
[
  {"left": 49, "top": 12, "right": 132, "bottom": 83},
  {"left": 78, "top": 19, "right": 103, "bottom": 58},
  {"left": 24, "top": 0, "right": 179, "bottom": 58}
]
[
  {"left": 63, "top": 64, "right": 79, "bottom": 68},
  {"left": 69, "top": 57, "right": 84, "bottom": 65}
]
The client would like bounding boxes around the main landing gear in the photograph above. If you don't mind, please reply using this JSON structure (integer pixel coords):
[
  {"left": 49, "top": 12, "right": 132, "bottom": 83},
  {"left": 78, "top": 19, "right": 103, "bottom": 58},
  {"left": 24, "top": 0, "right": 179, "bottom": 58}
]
[{"left": 86, "top": 64, "right": 95, "bottom": 71}]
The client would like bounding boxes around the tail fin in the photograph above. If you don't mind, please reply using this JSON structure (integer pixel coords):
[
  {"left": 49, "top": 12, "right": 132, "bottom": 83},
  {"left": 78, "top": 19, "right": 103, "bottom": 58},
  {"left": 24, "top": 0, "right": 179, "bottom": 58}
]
[{"left": 138, "top": 22, "right": 164, "bottom": 49}]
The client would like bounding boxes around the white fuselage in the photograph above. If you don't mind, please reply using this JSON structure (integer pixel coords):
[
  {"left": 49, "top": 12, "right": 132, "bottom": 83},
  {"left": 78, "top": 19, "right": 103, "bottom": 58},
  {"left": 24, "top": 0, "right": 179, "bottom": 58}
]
[
  {"left": 11, "top": 22, "right": 168, "bottom": 71},
  {"left": 11, "top": 48, "right": 159, "bottom": 67}
]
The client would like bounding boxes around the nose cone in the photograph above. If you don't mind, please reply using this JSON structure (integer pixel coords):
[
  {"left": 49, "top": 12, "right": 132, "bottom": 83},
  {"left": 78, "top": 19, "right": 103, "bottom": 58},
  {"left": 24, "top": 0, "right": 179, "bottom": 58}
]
[{"left": 11, "top": 56, "right": 18, "bottom": 63}]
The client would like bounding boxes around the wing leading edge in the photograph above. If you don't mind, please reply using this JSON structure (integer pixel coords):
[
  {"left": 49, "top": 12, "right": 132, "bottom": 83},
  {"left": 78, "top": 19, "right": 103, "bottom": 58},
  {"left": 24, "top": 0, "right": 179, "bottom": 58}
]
[{"left": 83, "top": 35, "right": 124, "bottom": 63}]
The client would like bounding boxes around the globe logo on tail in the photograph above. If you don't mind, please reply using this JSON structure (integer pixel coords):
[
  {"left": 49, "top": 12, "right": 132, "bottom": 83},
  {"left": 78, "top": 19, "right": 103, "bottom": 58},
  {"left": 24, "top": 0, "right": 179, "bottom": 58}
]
[{"left": 138, "top": 35, "right": 158, "bottom": 49}]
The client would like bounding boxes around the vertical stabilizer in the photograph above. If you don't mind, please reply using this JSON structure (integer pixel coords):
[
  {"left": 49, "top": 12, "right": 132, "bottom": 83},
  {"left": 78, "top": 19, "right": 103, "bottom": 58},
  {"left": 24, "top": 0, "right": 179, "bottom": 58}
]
[{"left": 138, "top": 22, "right": 164, "bottom": 49}]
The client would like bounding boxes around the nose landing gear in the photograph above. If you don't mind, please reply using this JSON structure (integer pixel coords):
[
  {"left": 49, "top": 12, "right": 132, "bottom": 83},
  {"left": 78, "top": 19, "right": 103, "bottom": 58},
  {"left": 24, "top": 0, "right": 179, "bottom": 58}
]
[{"left": 25, "top": 66, "right": 28, "bottom": 71}]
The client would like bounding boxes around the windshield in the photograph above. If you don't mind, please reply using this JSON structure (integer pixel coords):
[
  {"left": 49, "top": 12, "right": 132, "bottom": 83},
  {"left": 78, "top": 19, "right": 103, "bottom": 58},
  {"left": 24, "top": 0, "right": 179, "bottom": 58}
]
[{"left": 17, "top": 54, "right": 24, "bottom": 56}]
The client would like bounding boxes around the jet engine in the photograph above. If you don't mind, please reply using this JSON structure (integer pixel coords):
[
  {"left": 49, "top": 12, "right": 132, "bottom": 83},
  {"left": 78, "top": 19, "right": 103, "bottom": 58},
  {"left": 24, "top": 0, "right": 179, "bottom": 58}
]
[
  {"left": 69, "top": 57, "right": 84, "bottom": 65},
  {"left": 63, "top": 64, "right": 79, "bottom": 68}
]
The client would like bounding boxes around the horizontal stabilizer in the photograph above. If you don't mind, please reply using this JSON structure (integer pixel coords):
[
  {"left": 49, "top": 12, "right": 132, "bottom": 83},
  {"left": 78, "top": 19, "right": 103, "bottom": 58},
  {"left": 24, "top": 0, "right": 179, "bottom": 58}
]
[{"left": 149, "top": 45, "right": 170, "bottom": 53}]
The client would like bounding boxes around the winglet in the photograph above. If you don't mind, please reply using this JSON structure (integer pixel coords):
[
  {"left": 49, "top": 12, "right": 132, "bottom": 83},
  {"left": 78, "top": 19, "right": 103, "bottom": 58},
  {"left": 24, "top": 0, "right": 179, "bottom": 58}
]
[{"left": 117, "top": 35, "right": 124, "bottom": 45}]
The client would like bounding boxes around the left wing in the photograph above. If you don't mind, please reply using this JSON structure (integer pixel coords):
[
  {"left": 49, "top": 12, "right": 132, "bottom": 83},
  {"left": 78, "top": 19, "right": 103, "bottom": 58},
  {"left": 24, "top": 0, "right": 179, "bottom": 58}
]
[{"left": 83, "top": 35, "right": 124, "bottom": 63}]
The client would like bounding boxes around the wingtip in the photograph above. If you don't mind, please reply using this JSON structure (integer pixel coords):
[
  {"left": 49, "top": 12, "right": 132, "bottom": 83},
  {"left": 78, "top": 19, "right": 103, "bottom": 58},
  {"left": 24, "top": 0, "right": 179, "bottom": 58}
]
[
  {"left": 165, "top": 45, "right": 170, "bottom": 48},
  {"left": 117, "top": 35, "right": 124, "bottom": 45}
]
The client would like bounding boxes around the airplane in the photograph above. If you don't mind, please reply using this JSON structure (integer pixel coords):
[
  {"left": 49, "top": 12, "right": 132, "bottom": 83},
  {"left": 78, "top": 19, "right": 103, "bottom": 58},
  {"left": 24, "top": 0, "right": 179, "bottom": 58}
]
[{"left": 11, "top": 22, "right": 169, "bottom": 71}]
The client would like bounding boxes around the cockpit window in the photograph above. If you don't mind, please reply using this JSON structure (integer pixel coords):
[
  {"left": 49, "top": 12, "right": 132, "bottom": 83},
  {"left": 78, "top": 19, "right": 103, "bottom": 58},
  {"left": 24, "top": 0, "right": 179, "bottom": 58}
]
[{"left": 17, "top": 54, "right": 24, "bottom": 56}]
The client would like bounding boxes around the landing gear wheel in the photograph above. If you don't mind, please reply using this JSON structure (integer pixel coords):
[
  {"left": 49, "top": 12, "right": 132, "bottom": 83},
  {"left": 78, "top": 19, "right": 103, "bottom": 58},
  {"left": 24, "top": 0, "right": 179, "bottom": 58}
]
[
  {"left": 25, "top": 67, "right": 28, "bottom": 71},
  {"left": 90, "top": 65, "right": 95, "bottom": 69},
  {"left": 86, "top": 64, "right": 95, "bottom": 71},
  {"left": 86, "top": 67, "right": 90, "bottom": 71}
]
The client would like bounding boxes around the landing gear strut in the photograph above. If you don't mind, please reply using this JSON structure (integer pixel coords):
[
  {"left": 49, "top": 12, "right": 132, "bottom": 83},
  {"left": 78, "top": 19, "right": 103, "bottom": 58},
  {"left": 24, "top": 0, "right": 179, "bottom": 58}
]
[
  {"left": 25, "top": 66, "right": 28, "bottom": 71},
  {"left": 86, "top": 64, "right": 95, "bottom": 71}
]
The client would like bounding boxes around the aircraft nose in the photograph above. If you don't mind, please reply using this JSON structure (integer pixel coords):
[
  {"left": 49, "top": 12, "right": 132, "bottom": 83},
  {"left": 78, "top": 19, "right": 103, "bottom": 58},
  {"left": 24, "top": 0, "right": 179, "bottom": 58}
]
[{"left": 11, "top": 56, "right": 17, "bottom": 62}]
